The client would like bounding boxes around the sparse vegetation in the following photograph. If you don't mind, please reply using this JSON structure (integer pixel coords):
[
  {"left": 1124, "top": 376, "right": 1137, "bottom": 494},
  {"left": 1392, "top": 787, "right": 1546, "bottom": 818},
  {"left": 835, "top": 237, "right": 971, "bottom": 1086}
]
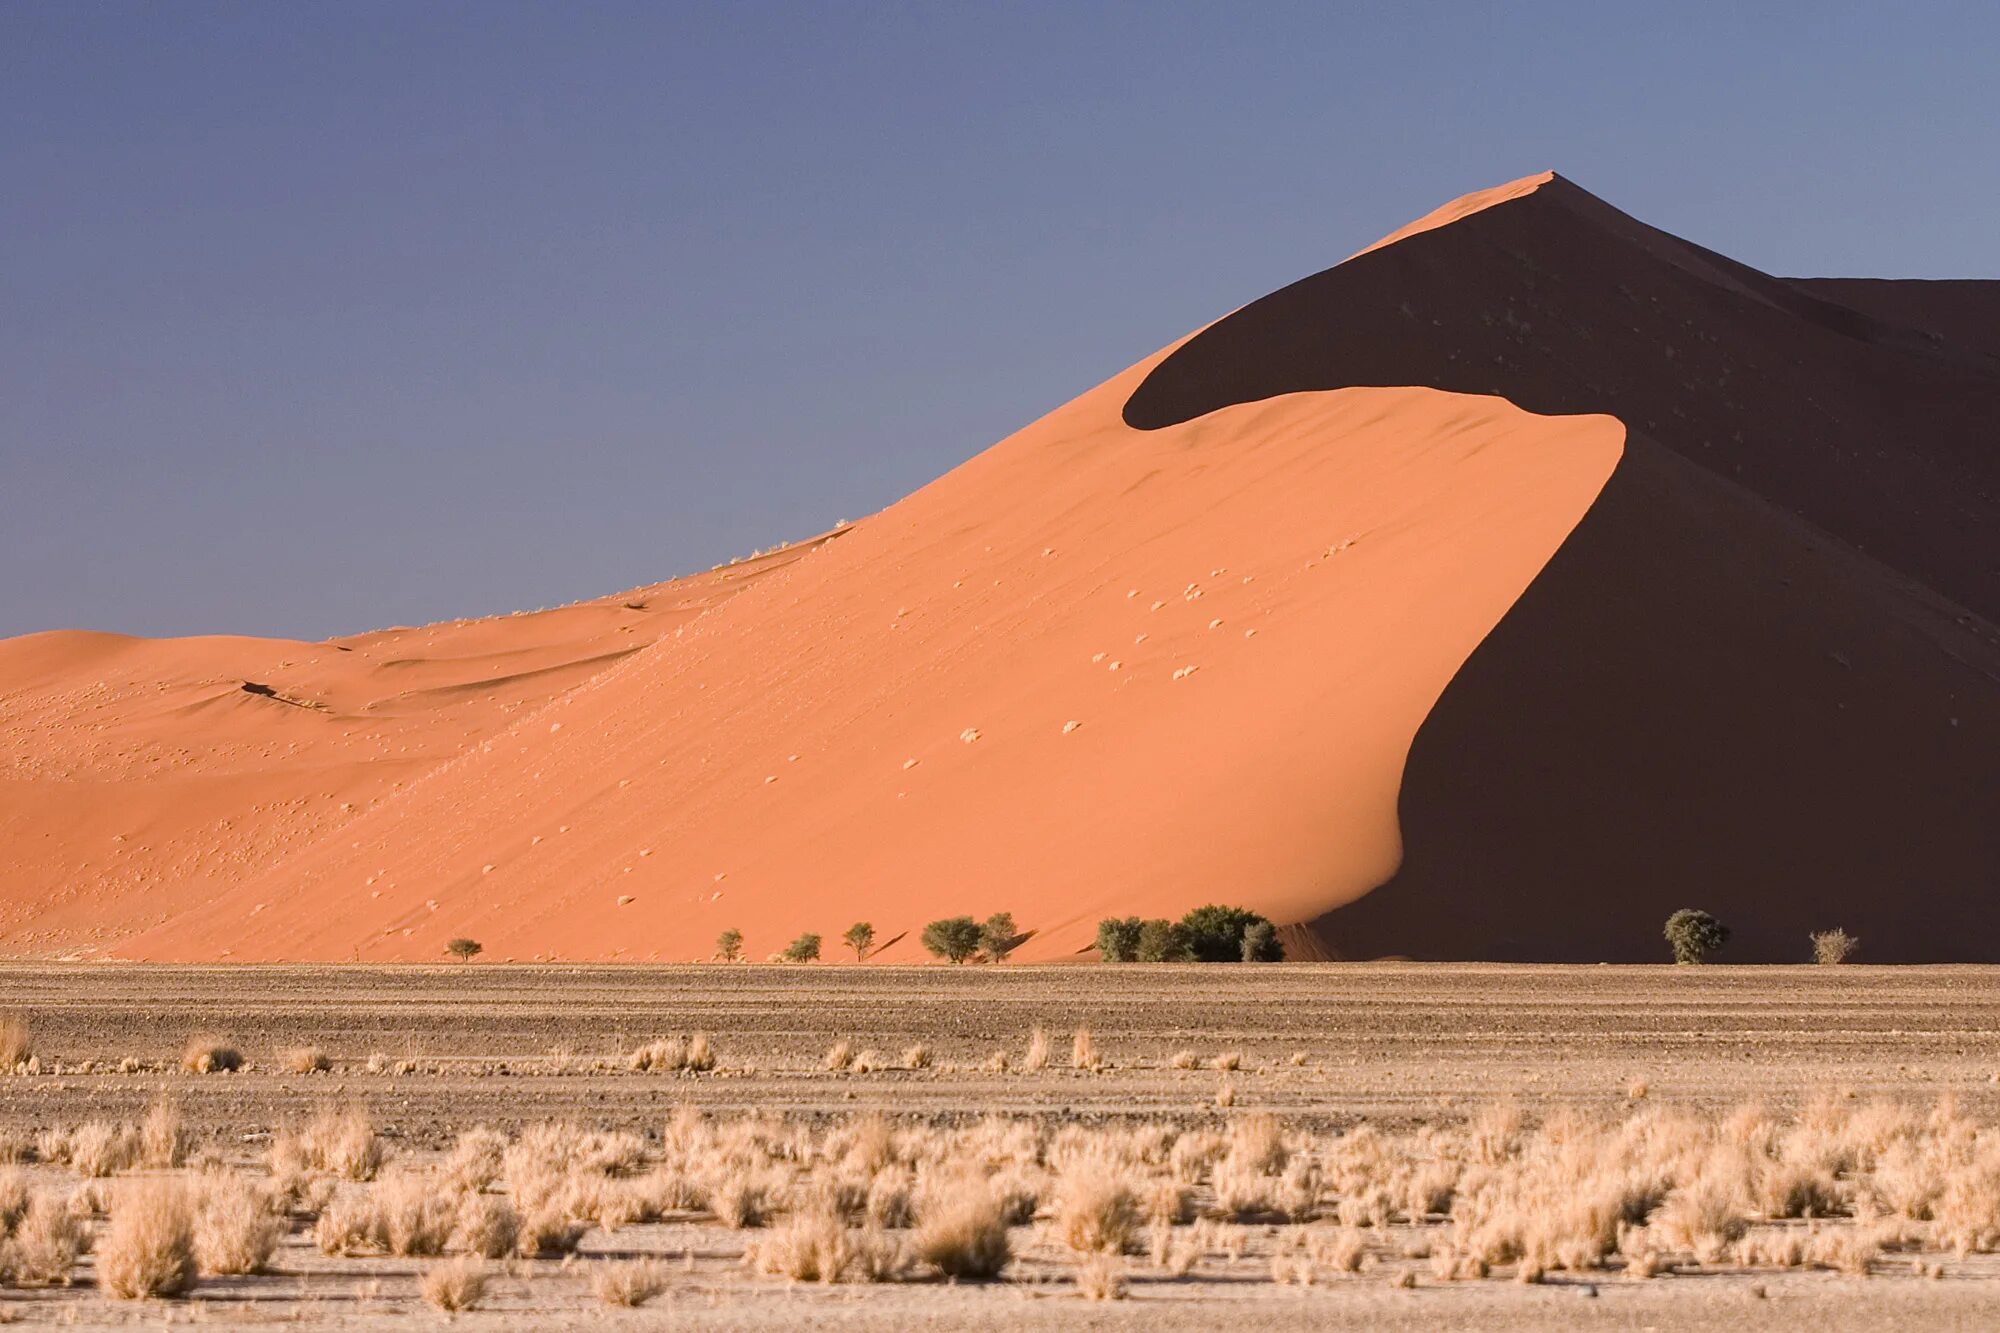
[
  {"left": 922, "top": 916, "right": 983, "bottom": 964},
  {"left": 1136, "top": 918, "right": 1192, "bottom": 962},
  {"left": 1180, "top": 905, "right": 1282, "bottom": 962},
  {"left": 844, "top": 921, "right": 876, "bottom": 961},
  {"left": 0, "top": 1014, "right": 30, "bottom": 1070},
  {"left": 421, "top": 1257, "right": 489, "bottom": 1311},
  {"left": 716, "top": 927, "right": 744, "bottom": 961},
  {"left": 445, "top": 937, "right": 483, "bottom": 962},
  {"left": 783, "top": 932, "right": 822, "bottom": 963},
  {"left": 181, "top": 1037, "right": 243, "bottom": 1074},
  {"left": 1095, "top": 916, "right": 1143, "bottom": 962},
  {"left": 981, "top": 912, "right": 1021, "bottom": 961},
  {"left": 99, "top": 1180, "right": 199, "bottom": 1298},
  {"left": 1664, "top": 908, "right": 1730, "bottom": 964},
  {"left": 1812, "top": 928, "right": 1860, "bottom": 964}
]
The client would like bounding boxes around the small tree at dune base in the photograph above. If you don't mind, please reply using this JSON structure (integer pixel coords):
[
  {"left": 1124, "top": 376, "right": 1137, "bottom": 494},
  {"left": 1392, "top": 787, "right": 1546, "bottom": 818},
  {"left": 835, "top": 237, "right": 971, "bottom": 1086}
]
[
  {"left": 782, "top": 932, "right": 821, "bottom": 963},
  {"left": 922, "top": 916, "right": 983, "bottom": 964},
  {"left": 1240, "top": 920, "right": 1283, "bottom": 963},
  {"left": 1811, "top": 928, "right": 1859, "bottom": 965},
  {"left": 1663, "top": 909, "right": 1729, "bottom": 964},
  {"left": 843, "top": 922, "right": 875, "bottom": 962},
  {"left": 715, "top": 928, "right": 743, "bottom": 963},
  {"left": 445, "top": 938, "right": 482, "bottom": 963},
  {"left": 1095, "top": 917, "right": 1143, "bottom": 963},
  {"left": 1179, "top": 905, "right": 1280, "bottom": 963},
  {"left": 1134, "top": 919, "right": 1191, "bottom": 962},
  {"left": 980, "top": 913, "right": 1020, "bottom": 962}
]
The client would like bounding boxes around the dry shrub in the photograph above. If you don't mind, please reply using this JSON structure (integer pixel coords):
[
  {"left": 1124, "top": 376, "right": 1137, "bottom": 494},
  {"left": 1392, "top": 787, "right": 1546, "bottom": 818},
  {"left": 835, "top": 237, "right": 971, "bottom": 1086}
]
[
  {"left": 282, "top": 1046, "right": 333, "bottom": 1074},
  {"left": 1076, "top": 1252, "right": 1127, "bottom": 1300},
  {"left": 314, "top": 1192, "right": 378, "bottom": 1255},
  {"left": 708, "top": 1171, "right": 775, "bottom": 1229},
  {"left": 913, "top": 1183, "right": 1011, "bottom": 1278},
  {"left": 0, "top": 1015, "right": 29, "bottom": 1069},
  {"left": 1811, "top": 929, "right": 1860, "bottom": 965},
  {"left": 8, "top": 1191, "right": 85, "bottom": 1285},
  {"left": 824, "top": 1040, "right": 853, "bottom": 1072},
  {"left": 0, "top": 1168, "right": 28, "bottom": 1230},
  {"left": 592, "top": 1257, "right": 668, "bottom": 1305},
  {"left": 1022, "top": 1027, "right": 1050, "bottom": 1072},
  {"left": 440, "top": 1126, "right": 508, "bottom": 1193},
  {"left": 852, "top": 1048, "right": 887, "bottom": 1073},
  {"left": 99, "top": 1180, "right": 198, "bottom": 1299},
  {"left": 685, "top": 1032, "right": 716, "bottom": 1071},
  {"left": 1212, "top": 1049, "right": 1242, "bottom": 1072},
  {"left": 1807, "top": 1226, "right": 1878, "bottom": 1275},
  {"left": 294, "top": 1104, "right": 386, "bottom": 1180},
  {"left": 751, "top": 1204, "right": 855, "bottom": 1282},
  {"left": 867, "top": 1168, "right": 915, "bottom": 1229},
  {"left": 1169, "top": 1050, "right": 1198, "bottom": 1070},
  {"left": 194, "top": 1175, "right": 285, "bottom": 1275},
  {"left": 1054, "top": 1166, "right": 1142, "bottom": 1254},
  {"left": 516, "top": 1206, "right": 587, "bottom": 1257},
  {"left": 627, "top": 1037, "right": 686, "bottom": 1071},
  {"left": 453, "top": 1193, "right": 520, "bottom": 1258},
  {"left": 1652, "top": 1171, "right": 1749, "bottom": 1263},
  {"left": 900, "top": 1043, "right": 931, "bottom": 1071},
  {"left": 69, "top": 1121, "right": 140, "bottom": 1178},
  {"left": 181, "top": 1037, "right": 243, "bottom": 1074},
  {"left": 1072, "top": 1027, "right": 1100, "bottom": 1071},
  {"left": 1216, "top": 1082, "right": 1236, "bottom": 1108},
  {"left": 372, "top": 1174, "right": 457, "bottom": 1256},
  {"left": 141, "top": 1098, "right": 192, "bottom": 1169},
  {"left": 421, "top": 1257, "right": 488, "bottom": 1312}
]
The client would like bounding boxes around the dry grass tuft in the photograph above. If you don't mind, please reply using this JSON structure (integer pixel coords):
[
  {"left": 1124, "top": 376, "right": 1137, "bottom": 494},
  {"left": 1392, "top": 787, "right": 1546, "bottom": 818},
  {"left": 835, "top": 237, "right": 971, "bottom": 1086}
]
[
  {"left": 69, "top": 1120, "right": 141, "bottom": 1178},
  {"left": 282, "top": 1046, "right": 333, "bottom": 1074},
  {"left": 1072, "top": 1027, "right": 1100, "bottom": 1071},
  {"left": 421, "top": 1257, "right": 488, "bottom": 1312},
  {"left": 181, "top": 1036, "right": 243, "bottom": 1074},
  {"left": 0, "top": 1014, "right": 30, "bottom": 1070},
  {"left": 99, "top": 1180, "right": 199, "bottom": 1299},
  {"left": 1212, "top": 1049, "right": 1243, "bottom": 1072},
  {"left": 194, "top": 1175, "right": 285, "bottom": 1275},
  {"left": 823, "top": 1040, "right": 853, "bottom": 1071},
  {"left": 900, "top": 1043, "right": 931, "bottom": 1071},
  {"left": 8, "top": 1191, "right": 86, "bottom": 1285},
  {"left": 1022, "top": 1027, "right": 1050, "bottom": 1072},
  {"left": 1054, "top": 1166, "right": 1143, "bottom": 1254},
  {"left": 1169, "top": 1049, "right": 1199, "bottom": 1070},
  {"left": 453, "top": 1193, "right": 521, "bottom": 1258},
  {"left": 592, "top": 1256, "right": 668, "bottom": 1305},
  {"left": 1075, "top": 1251, "right": 1128, "bottom": 1299},
  {"left": 141, "top": 1097, "right": 193, "bottom": 1169},
  {"left": 372, "top": 1174, "right": 457, "bottom": 1256},
  {"left": 913, "top": 1183, "right": 1012, "bottom": 1278}
]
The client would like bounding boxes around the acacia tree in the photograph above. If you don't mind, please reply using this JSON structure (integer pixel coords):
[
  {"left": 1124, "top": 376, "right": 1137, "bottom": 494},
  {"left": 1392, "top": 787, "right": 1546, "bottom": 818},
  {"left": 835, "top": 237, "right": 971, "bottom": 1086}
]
[
  {"left": 715, "top": 928, "right": 743, "bottom": 962},
  {"left": 1664, "top": 909, "right": 1729, "bottom": 964},
  {"left": 1179, "top": 905, "right": 1279, "bottom": 962},
  {"left": 922, "top": 916, "right": 983, "bottom": 964},
  {"left": 1095, "top": 917, "right": 1143, "bottom": 962},
  {"left": 1135, "top": 919, "right": 1191, "bottom": 962},
  {"left": 445, "top": 938, "right": 482, "bottom": 963},
  {"left": 980, "top": 912, "right": 1020, "bottom": 962},
  {"left": 843, "top": 922, "right": 876, "bottom": 962}
]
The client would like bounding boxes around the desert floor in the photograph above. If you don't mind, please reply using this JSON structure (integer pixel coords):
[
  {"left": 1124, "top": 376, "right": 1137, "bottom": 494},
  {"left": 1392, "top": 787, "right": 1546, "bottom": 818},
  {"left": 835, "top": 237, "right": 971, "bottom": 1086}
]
[{"left": 5, "top": 962, "right": 2000, "bottom": 1328}]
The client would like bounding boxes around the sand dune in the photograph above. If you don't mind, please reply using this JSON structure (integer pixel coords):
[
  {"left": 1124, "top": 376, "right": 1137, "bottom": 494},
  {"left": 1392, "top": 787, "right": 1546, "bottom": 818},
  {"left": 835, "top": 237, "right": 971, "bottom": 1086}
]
[{"left": 5, "top": 172, "right": 1994, "bottom": 961}]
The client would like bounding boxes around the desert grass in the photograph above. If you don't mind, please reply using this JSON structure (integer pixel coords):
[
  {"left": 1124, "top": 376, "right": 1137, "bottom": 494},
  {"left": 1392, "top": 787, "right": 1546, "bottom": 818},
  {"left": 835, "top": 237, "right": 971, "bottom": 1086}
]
[
  {"left": 99, "top": 1180, "right": 199, "bottom": 1298},
  {"left": 194, "top": 1174, "right": 285, "bottom": 1274},
  {"left": 421, "top": 1257, "right": 488, "bottom": 1311},
  {"left": 1022, "top": 1026, "right": 1050, "bottom": 1071},
  {"left": 282, "top": 1045, "right": 333, "bottom": 1074},
  {"left": 7, "top": 1191, "right": 85, "bottom": 1285},
  {"left": 181, "top": 1036, "right": 243, "bottom": 1074},
  {"left": 142, "top": 1097, "right": 193, "bottom": 1168},
  {"left": 592, "top": 1256, "right": 668, "bottom": 1305},
  {"left": 0, "top": 1014, "right": 29, "bottom": 1070}
]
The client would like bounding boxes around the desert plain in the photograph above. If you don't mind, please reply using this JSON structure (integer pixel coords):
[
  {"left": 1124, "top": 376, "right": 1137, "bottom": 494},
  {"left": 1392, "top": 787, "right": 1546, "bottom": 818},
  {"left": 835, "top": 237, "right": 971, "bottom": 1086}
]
[{"left": 5, "top": 962, "right": 2000, "bottom": 1327}]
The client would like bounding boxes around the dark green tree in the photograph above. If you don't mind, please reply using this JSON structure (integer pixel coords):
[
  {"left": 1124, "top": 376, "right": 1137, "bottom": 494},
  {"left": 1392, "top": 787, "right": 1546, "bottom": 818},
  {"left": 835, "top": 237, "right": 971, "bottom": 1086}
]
[
  {"left": 980, "top": 912, "right": 1021, "bottom": 962},
  {"left": 1135, "top": 919, "right": 1191, "bottom": 962},
  {"left": 1094, "top": 917, "right": 1143, "bottom": 962},
  {"left": 1664, "top": 909, "right": 1728, "bottom": 964},
  {"left": 715, "top": 928, "right": 743, "bottom": 962},
  {"left": 1178, "top": 905, "right": 1278, "bottom": 963},
  {"left": 445, "top": 937, "right": 482, "bottom": 962},
  {"left": 922, "top": 916, "right": 983, "bottom": 964},
  {"left": 782, "top": 932, "right": 822, "bottom": 963}
]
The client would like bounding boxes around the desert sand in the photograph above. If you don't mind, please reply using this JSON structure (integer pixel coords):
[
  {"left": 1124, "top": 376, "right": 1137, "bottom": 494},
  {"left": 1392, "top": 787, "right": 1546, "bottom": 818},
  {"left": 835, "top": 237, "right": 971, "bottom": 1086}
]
[{"left": 2, "top": 172, "right": 1994, "bottom": 963}]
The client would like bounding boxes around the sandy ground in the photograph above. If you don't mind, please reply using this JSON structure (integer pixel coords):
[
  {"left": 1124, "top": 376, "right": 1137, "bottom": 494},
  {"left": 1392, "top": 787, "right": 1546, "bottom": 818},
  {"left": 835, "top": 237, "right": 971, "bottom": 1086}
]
[{"left": 6, "top": 963, "right": 2000, "bottom": 1327}]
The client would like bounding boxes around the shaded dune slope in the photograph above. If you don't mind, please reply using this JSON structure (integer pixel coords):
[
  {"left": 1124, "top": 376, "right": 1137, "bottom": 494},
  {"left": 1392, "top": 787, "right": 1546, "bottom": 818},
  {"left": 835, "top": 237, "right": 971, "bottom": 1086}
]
[{"left": 1128, "top": 173, "right": 2000, "bottom": 961}]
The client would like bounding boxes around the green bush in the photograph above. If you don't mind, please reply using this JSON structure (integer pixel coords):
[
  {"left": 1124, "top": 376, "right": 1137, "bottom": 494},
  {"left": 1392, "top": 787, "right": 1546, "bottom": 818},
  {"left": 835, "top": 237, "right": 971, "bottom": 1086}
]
[
  {"left": 782, "top": 932, "right": 822, "bottom": 963},
  {"left": 445, "top": 938, "right": 482, "bottom": 962},
  {"left": 1178, "top": 905, "right": 1278, "bottom": 963},
  {"left": 715, "top": 928, "right": 743, "bottom": 962},
  {"left": 1240, "top": 920, "right": 1282, "bottom": 963},
  {"left": 980, "top": 913, "right": 1020, "bottom": 962},
  {"left": 843, "top": 922, "right": 875, "bottom": 962},
  {"left": 1663, "top": 909, "right": 1728, "bottom": 964},
  {"left": 1134, "top": 919, "right": 1191, "bottom": 962},
  {"left": 1094, "top": 917, "right": 1143, "bottom": 963},
  {"left": 922, "top": 917, "right": 983, "bottom": 964}
]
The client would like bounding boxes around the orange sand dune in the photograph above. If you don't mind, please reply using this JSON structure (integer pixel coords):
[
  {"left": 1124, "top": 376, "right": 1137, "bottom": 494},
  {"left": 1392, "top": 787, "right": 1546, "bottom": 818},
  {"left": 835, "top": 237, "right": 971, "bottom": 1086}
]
[{"left": 6, "top": 172, "right": 1996, "bottom": 962}]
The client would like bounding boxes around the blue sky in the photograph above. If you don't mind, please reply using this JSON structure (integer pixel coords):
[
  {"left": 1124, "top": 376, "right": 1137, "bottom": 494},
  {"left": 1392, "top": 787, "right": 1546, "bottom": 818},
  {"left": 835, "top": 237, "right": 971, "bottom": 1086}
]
[{"left": 4, "top": 1, "right": 1994, "bottom": 638}]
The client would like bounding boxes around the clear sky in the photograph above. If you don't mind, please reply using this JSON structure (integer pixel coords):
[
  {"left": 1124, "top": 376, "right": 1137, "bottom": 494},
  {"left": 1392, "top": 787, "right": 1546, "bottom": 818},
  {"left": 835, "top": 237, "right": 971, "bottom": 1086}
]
[{"left": 5, "top": 2, "right": 1994, "bottom": 639}]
